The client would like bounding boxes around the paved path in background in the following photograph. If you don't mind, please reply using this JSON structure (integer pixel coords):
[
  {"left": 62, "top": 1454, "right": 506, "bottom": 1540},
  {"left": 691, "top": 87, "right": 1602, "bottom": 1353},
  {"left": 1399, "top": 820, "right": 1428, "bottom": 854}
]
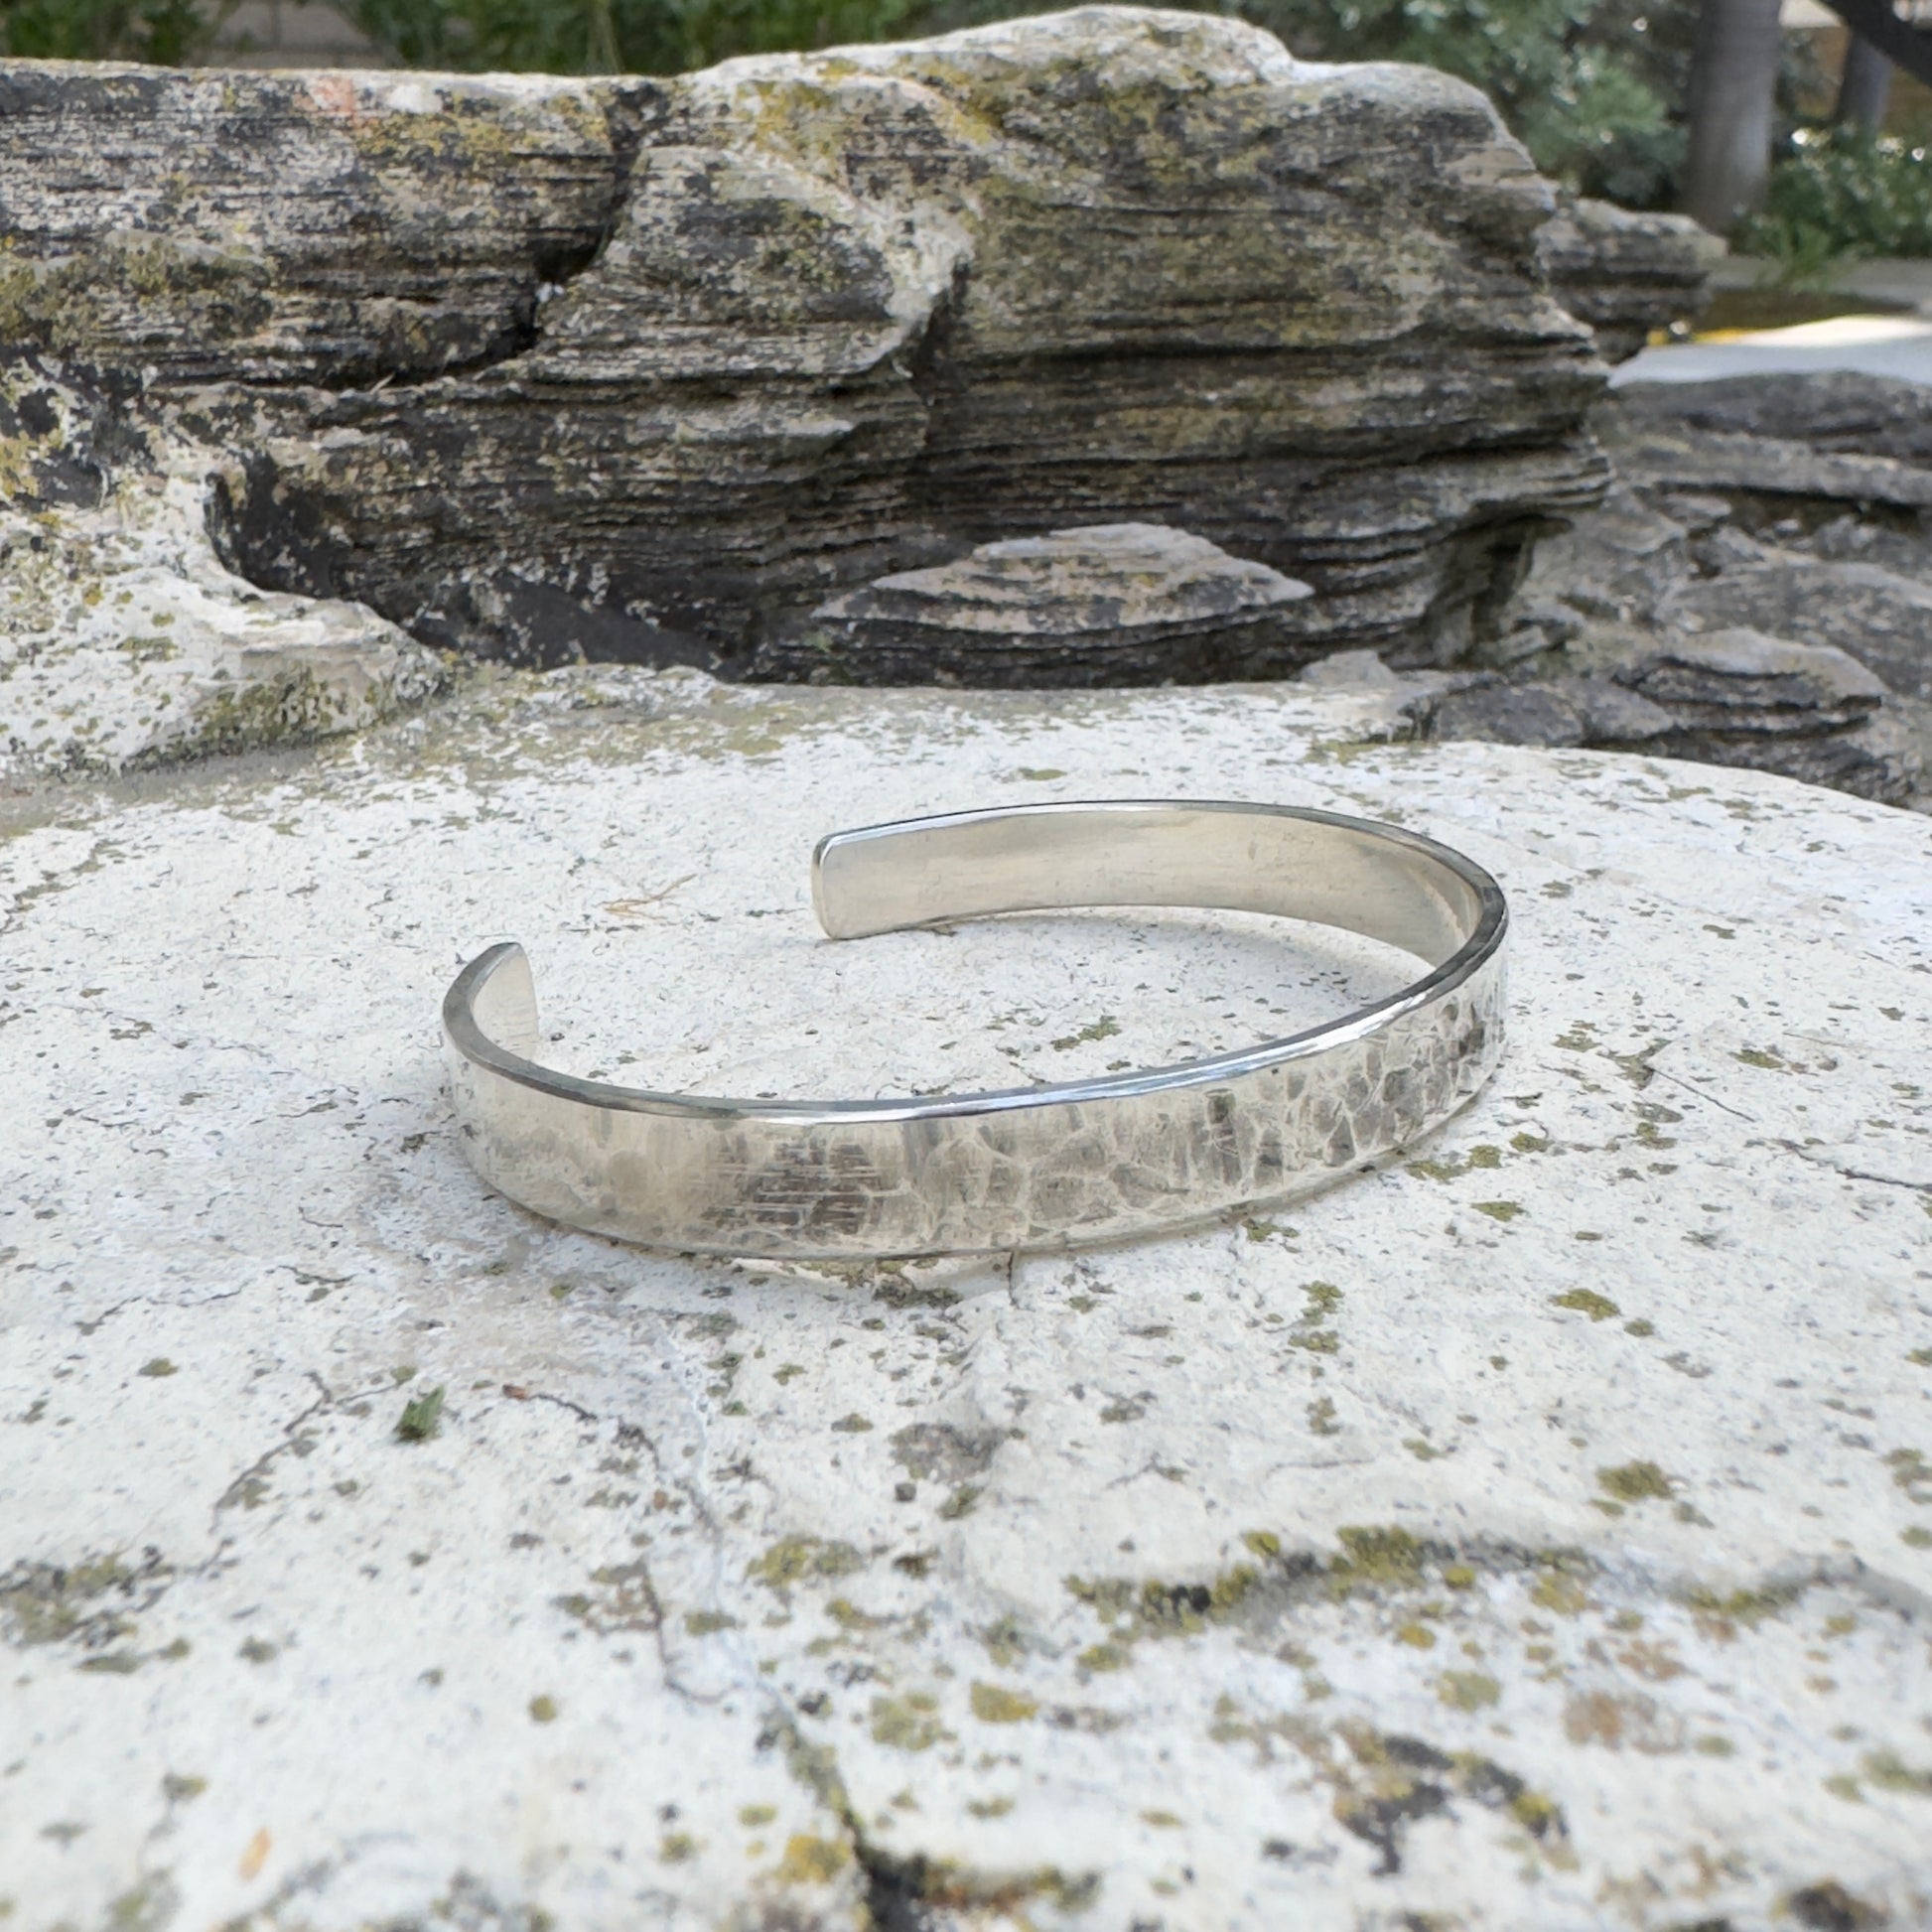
[
  {"left": 1615, "top": 313, "right": 1932, "bottom": 387},
  {"left": 1711, "top": 254, "right": 1932, "bottom": 313}
]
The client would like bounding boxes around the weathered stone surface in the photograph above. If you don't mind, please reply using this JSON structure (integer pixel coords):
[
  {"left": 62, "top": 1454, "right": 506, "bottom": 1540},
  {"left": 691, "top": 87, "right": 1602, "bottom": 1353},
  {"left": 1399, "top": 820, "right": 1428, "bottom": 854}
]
[
  {"left": 0, "top": 9, "right": 1609, "bottom": 680},
  {"left": 1412, "top": 620, "right": 1917, "bottom": 801},
  {"left": 1662, "top": 553, "right": 1932, "bottom": 705},
  {"left": 1617, "top": 625, "right": 1888, "bottom": 734},
  {"left": 1417, "top": 672, "right": 1677, "bottom": 752},
  {"left": 0, "top": 64, "right": 632, "bottom": 383},
  {"left": 1, "top": 355, "right": 444, "bottom": 775},
  {"left": 1602, "top": 416, "right": 1932, "bottom": 516},
  {"left": 1613, "top": 368, "right": 1932, "bottom": 469},
  {"left": 794, "top": 523, "right": 1316, "bottom": 683},
  {"left": 4, "top": 671, "right": 1931, "bottom": 1929},
  {"left": 1415, "top": 678, "right": 1590, "bottom": 749},
  {"left": 1475, "top": 377, "right": 1932, "bottom": 804},
  {"left": 1534, "top": 193, "right": 1721, "bottom": 363}
]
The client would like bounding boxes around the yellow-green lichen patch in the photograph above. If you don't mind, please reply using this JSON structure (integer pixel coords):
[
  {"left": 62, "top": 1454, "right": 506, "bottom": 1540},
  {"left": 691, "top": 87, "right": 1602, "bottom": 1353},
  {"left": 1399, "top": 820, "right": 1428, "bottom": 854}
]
[
  {"left": 1328, "top": 1526, "right": 1427, "bottom": 1595},
  {"left": 774, "top": 1832, "right": 851, "bottom": 1884},
  {"left": 555, "top": 1561, "right": 659, "bottom": 1636},
  {"left": 1408, "top": 1144, "right": 1503, "bottom": 1181},
  {"left": 1049, "top": 1014, "right": 1120, "bottom": 1051},
  {"left": 1551, "top": 1289, "right": 1619, "bottom": 1321},
  {"left": 1529, "top": 1567, "right": 1591, "bottom": 1616},
  {"left": 871, "top": 1691, "right": 947, "bottom": 1751},
  {"left": 1065, "top": 1563, "right": 1264, "bottom": 1644},
  {"left": 1861, "top": 1749, "right": 1932, "bottom": 1796},
  {"left": 978, "top": 1614, "right": 1028, "bottom": 1667},
  {"left": 970, "top": 1682, "right": 1038, "bottom": 1724},
  {"left": 1596, "top": 1461, "right": 1673, "bottom": 1504},
  {"left": 1685, "top": 1584, "right": 1804, "bottom": 1640},
  {"left": 1886, "top": 1449, "right": 1931, "bottom": 1505},
  {"left": 0, "top": 1550, "right": 171, "bottom": 1653},
  {"left": 748, "top": 1536, "right": 863, "bottom": 1593},
  {"left": 1438, "top": 1670, "right": 1500, "bottom": 1711}
]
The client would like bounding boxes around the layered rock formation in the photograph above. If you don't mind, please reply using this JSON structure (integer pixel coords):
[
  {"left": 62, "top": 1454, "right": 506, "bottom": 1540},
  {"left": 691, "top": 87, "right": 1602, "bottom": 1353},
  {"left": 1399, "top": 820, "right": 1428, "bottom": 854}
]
[
  {"left": 0, "top": 6, "right": 1610, "bottom": 716},
  {"left": 1429, "top": 371, "right": 1932, "bottom": 804},
  {"left": 802, "top": 523, "right": 1316, "bottom": 682},
  {"left": 1534, "top": 194, "right": 1721, "bottom": 363}
]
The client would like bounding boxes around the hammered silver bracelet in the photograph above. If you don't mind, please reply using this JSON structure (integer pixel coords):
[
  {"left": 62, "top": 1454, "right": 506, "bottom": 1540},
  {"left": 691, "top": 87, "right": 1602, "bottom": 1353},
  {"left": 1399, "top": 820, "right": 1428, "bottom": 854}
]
[{"left": 442, "top": 800, "right": 1508, "bottom": 1259}]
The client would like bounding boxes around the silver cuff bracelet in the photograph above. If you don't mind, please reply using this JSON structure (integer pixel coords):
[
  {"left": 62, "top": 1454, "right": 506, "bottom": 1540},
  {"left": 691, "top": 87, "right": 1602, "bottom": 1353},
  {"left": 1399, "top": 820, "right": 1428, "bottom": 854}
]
[{"left": 443, "top": 800, "right": 1508, "bottom": 1260}]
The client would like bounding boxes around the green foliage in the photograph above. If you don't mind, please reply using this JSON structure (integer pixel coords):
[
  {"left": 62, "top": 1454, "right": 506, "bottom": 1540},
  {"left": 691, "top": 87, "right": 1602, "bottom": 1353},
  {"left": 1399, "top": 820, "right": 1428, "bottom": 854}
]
[
  {"left": 1740, "top": 127, "right": 1932, "bottom": 273},
  {"left": 342, "top": 0, "right": 924, "bottom": 74},
  {"left": 395, "top": 1383, "right": 446, "bottom": 1441},
  {"left": 0, "top": 0, "right": 236, "bottom": 60}
]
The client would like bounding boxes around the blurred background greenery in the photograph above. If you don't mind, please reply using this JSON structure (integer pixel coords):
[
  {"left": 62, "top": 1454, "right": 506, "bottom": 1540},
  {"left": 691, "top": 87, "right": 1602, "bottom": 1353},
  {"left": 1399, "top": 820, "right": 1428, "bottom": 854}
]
[{"left": 0, "top": 0, "right": 1926, "bottom": 266}]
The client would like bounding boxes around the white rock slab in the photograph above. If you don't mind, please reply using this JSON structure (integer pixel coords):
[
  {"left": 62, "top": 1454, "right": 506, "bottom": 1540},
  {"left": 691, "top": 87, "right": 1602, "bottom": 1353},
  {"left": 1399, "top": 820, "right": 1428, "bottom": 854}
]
[
  {"left": 2, "top": 670, "right": 1930, "bottom": 1931},
  {"left": 0, "top": 368, "right": 444, "bottom": 777}
]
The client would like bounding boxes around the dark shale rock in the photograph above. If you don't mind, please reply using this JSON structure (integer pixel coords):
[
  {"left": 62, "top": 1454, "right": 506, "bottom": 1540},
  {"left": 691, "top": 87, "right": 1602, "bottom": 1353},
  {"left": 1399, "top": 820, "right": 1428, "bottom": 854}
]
[
  {"left": 1612, "top": 370, "right": 1932, "bottom": 469},
  {"left": 1616, "top": 626, "right": 1887, "bottom": 734},
  {"left": 1421, "top": 607, "right": 1919, "bottom": 804},
  {"left": 1421, "top": 680, "right": 1590, "bottom": 749},
  {"left": 785, "top": 523, "right": 1315, "bottom": 684},
  {"left": 1599, "top": 415, "right": 1932, "bottom": 518},
  {"left": 1415, "top": 671, "right": 1674, "bottom": 752},
  {"left": 1661, "top": 558, "right": 1932, "bottom": 704},
  {"left": 1559, "top": 674, "right": 1678, "bottom": 744},
  {"left": 0, "top": 8, "right": 1609, "bottom": 682},
  {"left": 1485, "top": 377, "right": 1932, "bottom": 804},
  {"left": 1536, "top": 194, "right": 1721, "bottom": 363},
  {"left": 0, "top": 64, "right": 636, "bottom": 385}
]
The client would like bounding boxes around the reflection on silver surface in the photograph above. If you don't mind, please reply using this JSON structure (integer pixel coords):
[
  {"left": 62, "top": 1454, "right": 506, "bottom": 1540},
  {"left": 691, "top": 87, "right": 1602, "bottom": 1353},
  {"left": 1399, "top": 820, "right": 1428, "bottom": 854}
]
[{"left": 443, "top": 801, "right": 1508, "bottom": 1259}]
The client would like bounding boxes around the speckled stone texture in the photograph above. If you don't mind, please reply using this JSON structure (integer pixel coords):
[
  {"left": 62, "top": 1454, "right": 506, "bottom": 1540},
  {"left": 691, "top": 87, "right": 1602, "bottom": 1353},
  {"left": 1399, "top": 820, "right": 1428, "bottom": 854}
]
[
  {"left": 1, "top": 356, "right": 445, "bottom": 777},
  {"left": 3, "top": 672, "right": 1930, "bottom": 1931}
]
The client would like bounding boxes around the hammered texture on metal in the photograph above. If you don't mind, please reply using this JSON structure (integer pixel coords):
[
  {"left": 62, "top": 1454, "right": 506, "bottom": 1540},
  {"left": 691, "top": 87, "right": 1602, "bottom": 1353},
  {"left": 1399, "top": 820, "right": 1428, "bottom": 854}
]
[{"left": 447, "top": 952, "right": 1505, "bottom": 1259}]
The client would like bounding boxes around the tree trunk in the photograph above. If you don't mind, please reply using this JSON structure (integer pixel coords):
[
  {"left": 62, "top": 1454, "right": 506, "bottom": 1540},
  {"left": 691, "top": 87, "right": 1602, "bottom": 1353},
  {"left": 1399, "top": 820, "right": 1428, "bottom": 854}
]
[
  {"left": 1835, "top": 32, "right": 1893, "bottom": 128},
  {"left": 1682, "top": 0, "right": 1786, "bottom": 234}
]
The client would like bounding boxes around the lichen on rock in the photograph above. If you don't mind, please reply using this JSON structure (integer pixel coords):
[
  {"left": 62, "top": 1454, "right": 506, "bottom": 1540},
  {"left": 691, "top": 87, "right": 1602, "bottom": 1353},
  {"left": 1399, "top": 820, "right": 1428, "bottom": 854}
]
[
  {"left": 0, "top": 7, "right": 1609, "bottom": 686},
  {"left": 1, "top": 355, "right": 444, "bottom": 775},
  {"left": 3, "top": 668, "right": 1929, "bottom": 1927}
]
